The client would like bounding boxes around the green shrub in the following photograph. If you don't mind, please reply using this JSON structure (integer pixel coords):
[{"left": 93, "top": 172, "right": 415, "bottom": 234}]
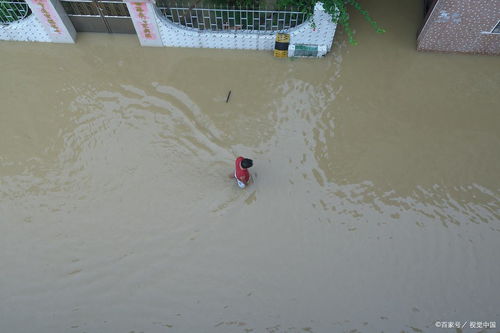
[{"left": 277, "top": 0, "right": 385, "bottom": 44}]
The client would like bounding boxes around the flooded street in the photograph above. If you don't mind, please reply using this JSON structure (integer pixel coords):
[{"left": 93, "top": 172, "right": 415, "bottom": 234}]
[{"left": 1, "top": 0, "right": 499, "bottom": 332}]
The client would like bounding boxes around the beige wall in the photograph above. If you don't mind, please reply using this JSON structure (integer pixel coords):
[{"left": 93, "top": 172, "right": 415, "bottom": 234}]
[{"left": 417, "top": 0, "right": 500, "bottom": 55}]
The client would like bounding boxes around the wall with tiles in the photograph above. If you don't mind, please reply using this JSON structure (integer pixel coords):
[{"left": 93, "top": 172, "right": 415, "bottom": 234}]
[
  {"left": 1, "top": 0, "right": 75, "bottom": 43},
  {"left": 25, "top": 0, "right": 76, "bottom": 43},
  {"left": 1, "top": 0, "right": 336, "bottom": 54},
  {"left": 0, "top": 15, "right": 51, "bottom": 42},
  {"left": 417, "top": 0, "right": 500, "bottom": 55},
  {"left": 125, "top": 0, "right": 163, "bottom": 47},
  {"left": 155, "top": 2, "right": 337, "bottom": 53}
]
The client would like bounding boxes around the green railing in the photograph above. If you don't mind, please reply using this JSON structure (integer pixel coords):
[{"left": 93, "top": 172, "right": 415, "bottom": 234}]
[
  {"left": 156, "top": 1, "right": 307, "bottom": 32},
  {"left": 0, "top": 0, "right": 31, "bottom": 24}
]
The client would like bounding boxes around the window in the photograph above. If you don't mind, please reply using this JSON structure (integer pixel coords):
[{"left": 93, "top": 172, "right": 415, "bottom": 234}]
[{"left": 492, "top": 20, "right": 500, "bottom": 34}]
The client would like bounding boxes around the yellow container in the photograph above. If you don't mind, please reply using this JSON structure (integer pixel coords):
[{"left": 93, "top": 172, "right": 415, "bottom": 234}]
[
  {"left": 275, "top": 33, "right": 290, "bottom": 43},
  {"left": 273, "top": 50, "right": 288, "bottom": 58},
  {"left": 274, "top": 33, "right": 290, "bottom": 58}
]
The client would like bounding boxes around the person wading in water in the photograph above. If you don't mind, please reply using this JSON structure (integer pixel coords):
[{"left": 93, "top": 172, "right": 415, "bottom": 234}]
[{"left": 230, "top": 157, "right": 253, "bottom": 188}]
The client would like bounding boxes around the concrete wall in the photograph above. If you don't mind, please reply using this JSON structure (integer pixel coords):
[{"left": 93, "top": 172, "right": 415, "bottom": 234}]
[
  {"left": 417, "top": 0, "right": 500, "bottom": 55},
  {"left": 125, "top": 0, "right": 163, "bottom": 47},
  {"left": 1, "top": 0, "right": 336, "bottom": 55},
  {"left": 0, "top": 0, "right": 75, "bottom": 43},
  {"left": 0, "top": 15, "right": 51, "bottom": 42},
  {"left": 155, "top": 2, "right": 336, "bottom": 53}
]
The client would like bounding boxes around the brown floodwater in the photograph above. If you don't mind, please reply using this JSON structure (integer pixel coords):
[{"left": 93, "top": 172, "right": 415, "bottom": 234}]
[{"left": 1, "top": 0, "right": 499, "bottom": 332}]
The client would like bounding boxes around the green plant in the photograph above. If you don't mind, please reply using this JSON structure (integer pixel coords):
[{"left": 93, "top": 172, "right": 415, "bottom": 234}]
[{"left": 277, "top": 0, "right": 385, "bottom": 45}]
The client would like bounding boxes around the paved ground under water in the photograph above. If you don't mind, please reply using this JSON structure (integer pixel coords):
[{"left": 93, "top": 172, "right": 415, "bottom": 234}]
[{"left": 1, "top": 0, "right": 499, "bottom": 332}]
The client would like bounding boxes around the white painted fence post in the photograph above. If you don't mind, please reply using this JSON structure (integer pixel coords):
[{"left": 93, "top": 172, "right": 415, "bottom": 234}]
[
  {"left": 289, "top": 2, "right": 337, "bottom": 54},
  {"left": 24, "top": 0, "right": 76, "bottom": 43},
  {"left": 124, "top": 0, "right": 163, "bottom": 47}
]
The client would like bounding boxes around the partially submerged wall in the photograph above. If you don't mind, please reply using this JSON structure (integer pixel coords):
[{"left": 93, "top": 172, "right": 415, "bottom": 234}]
[
  {"left": 0, "top": 15, "right": 50, "bottom": 42},
  {"left": 1, "top": 0, "right": 337, "bottom": 55},
  {"left": 417, "top": 0, "right": 500, "bottom": 55},
  {"left": 155, "top": 2, "right": 336, "bottom": 52},
  {"left": 1, "top": 0, "right": 75, "bottom": 43}
]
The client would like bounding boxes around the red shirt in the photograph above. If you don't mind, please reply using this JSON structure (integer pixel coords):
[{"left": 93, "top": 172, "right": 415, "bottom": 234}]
[{"left": 235, "top": 156, "right": 250, "bottom": 184}]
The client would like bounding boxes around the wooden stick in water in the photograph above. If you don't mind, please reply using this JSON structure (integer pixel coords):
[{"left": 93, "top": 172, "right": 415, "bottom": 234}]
[{"left": 226, "top": 90, "right": 232, "bottom": 103}]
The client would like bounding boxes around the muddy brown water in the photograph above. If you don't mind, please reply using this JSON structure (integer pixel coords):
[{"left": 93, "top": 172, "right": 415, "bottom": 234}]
[{"left": 1, "top": 0, "right": 499, "bottom": 332}]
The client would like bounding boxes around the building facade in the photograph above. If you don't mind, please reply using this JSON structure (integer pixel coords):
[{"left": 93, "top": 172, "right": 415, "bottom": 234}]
[{"left": 418, "top": 0, "right": 500, "bottom": 55}]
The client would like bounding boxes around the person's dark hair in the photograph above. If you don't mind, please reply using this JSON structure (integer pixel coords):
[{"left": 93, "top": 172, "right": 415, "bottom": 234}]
[{"left": 241, "top": 158, "right": 253, "bottom": 169}]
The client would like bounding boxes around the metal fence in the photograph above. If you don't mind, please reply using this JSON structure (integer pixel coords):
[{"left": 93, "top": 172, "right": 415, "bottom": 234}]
[
  {"left": 155, "top": 2, "right": 307, "bottom": 32},
  {"left": 60, "top": 0, "right": 133, "bottom": 33},
  {"left": 0, "top": 0, "right": 30, "bottom": 24},
  {"left": 60, "top": 0, "right": 129, "bottom": 17}
]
